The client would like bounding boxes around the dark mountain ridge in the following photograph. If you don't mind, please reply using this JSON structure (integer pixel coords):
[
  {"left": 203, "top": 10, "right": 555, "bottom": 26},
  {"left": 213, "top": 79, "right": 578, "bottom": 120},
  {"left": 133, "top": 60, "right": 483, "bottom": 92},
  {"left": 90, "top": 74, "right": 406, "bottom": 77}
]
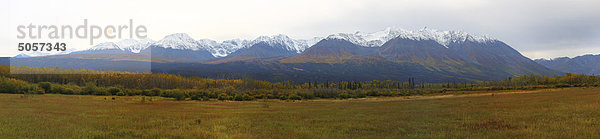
[{"left": 535, "top": 54, "right": 600, "bottom": 75}]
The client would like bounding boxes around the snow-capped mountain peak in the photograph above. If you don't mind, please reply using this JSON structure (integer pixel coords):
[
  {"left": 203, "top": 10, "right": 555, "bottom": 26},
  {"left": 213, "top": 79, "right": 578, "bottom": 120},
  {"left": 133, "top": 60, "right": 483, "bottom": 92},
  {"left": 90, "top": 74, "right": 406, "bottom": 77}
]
[
  {"left": 250, "top": 34, "right": 323, "bottom": 53},
  {"left": 89, "top": 42, "right": 121, "bottom": 51},
  {"left": 251, "top": 34, "right": 295, "bottom": 51},
  {"left": 81, "top": 38, "right": 154, "bottom": 53},
  {"left": 326, "top": 27, "right": 496, "bottom": 48},
  {"left": 408, "top": 28, "right": 495, "bottom": 47},
  {"left": 205, "top": 39, "right": 251, "bottom": 57},
  {"left": 118, "top": 38, "right": 155, "bottom": 53},
  {"left": 154, "top": 33, "right": 202, "bottom": 50}
]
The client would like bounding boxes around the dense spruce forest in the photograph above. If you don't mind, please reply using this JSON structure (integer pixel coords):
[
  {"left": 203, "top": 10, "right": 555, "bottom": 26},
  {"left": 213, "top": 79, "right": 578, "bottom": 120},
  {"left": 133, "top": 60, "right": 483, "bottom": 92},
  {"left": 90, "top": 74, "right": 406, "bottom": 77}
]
[{"left": 1, "top": 65, "right": 599, "bottom": 101}]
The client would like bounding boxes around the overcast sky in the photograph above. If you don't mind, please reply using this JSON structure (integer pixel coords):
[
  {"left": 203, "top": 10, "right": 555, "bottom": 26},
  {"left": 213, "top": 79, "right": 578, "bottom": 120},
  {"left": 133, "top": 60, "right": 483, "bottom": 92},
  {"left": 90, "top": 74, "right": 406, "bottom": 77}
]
[{"left": 2, "top": 0, "right": 599, "bottom": 59}]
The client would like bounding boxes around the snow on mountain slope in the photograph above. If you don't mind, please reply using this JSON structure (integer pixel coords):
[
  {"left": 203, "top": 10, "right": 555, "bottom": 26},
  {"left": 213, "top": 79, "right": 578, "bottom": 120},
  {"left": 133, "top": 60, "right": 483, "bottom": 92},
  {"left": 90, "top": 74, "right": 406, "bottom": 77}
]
[
  {"left": 80, "top": 39, "right": 155, "bottom": 53},
  {"left": 199, "top": 35, "right": 323, "bottom": 57},
  {"left": 249, "top": 34, "right": 323, "bottom": 53},
  {"left": 153, "top": 33, "right": 205, "bottom": 51},
  {"left": 292, "top": 37, "right": 324, "bottom": 53},
  {"left": 88, "top": 42, "right": 121, "bottom": 51},
  {"left": 202, "top": 39, "right": 251, "bottom": 57},
  {"left": 118, "top": 39, "right": 155, "bottom": 53},
  {"left": 326, "top": 27, "right": 495, "bottom": 48}
]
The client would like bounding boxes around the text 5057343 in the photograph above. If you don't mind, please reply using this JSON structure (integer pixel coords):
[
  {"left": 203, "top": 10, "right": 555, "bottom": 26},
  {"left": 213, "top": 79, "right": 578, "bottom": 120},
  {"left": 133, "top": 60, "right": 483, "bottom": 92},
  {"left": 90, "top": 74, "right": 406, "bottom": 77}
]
[{"left": 18, "top": 43, "right": 66, "bottom": 51}]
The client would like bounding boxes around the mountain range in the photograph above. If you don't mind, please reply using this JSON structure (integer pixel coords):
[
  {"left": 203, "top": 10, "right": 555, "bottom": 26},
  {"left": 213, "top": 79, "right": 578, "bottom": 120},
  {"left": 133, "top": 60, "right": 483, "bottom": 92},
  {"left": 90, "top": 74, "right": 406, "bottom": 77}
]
[
  {"left": 10, "top": 27, "right": 563, "bottom": 83},
  {"left": 535, "top": 54, "right": 600, "bottom": 75}
]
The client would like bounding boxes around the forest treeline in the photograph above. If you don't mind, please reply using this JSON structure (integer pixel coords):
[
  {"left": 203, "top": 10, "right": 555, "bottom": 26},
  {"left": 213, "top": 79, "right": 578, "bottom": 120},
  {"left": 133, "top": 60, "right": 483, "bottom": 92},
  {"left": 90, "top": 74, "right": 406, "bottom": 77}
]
[{"left": 1, "top": 65, "right": 599, "bottom": 101}]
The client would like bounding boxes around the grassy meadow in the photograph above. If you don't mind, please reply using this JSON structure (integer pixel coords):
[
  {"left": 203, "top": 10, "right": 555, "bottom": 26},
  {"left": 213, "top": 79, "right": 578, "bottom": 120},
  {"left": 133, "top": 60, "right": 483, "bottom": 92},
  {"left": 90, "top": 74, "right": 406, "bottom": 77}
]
[{"left": 1, "top": 87, "right": 599, "bottom": 138}]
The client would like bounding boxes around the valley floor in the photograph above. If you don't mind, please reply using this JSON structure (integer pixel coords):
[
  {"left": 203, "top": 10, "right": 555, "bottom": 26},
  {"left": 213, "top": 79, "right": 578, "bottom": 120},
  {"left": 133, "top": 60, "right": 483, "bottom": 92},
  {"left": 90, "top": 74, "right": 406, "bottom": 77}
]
[{"left": 1, "top": 87, "right": 599, "bottom": 138}]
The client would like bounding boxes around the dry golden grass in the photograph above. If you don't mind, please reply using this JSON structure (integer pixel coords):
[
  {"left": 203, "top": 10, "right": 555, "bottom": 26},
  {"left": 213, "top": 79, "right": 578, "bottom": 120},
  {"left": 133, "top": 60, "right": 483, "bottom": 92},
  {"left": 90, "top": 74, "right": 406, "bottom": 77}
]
[{"left": 1, "top": 87, "right": 599, "bottom": 138}]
